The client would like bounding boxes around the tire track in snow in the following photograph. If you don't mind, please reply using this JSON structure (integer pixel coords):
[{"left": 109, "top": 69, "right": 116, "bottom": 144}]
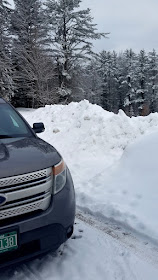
[{"left": 76, "top": 210, "right": 158, "bottom": 268}]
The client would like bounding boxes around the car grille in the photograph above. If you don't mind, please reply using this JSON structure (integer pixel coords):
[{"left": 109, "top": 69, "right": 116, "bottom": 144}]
[{"left": 0, "top": 168, "right": 53, "bottom": 220}]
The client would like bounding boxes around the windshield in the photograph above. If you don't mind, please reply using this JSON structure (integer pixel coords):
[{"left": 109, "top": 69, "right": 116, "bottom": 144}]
[{"left": 0, "top": 104, "right": 33, "bottom": 138}]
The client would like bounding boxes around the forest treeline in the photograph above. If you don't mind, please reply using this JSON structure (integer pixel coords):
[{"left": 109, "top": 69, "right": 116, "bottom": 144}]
[{"left": 1, "top": 0, "right": 158, "bottom": 116}]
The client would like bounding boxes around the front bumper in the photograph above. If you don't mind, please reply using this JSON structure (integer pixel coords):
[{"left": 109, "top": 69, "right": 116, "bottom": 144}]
[{"left": 0, "top": 169, "right": 75, "bottom": 268}]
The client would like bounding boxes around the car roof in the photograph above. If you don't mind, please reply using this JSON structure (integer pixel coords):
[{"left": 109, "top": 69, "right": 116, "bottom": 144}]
[{"left": 0, "top": 98, "right": 7, "bottom": 104}]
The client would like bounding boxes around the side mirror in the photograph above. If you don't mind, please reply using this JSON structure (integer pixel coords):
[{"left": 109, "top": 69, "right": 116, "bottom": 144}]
[{"left": 32, "top": 123, "right": 45, "bottom": 133}]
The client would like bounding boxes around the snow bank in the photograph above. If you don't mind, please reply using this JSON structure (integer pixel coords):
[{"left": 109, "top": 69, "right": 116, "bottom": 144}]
[{"left": 19, "top": 100, "right": 158, "bottom": 241}]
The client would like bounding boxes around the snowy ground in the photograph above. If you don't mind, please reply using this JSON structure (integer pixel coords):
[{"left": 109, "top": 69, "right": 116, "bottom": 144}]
[
  {"left": 4, "top": 100, "right": 158, "bottom": 279},
  {"left": 1, "top": 214, "right": 158, "bottom": 280}
]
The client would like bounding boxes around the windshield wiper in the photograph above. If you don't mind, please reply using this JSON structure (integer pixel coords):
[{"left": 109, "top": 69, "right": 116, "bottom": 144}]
[{"left": 0, "top": 135, "right": 13, "bottom": 139}]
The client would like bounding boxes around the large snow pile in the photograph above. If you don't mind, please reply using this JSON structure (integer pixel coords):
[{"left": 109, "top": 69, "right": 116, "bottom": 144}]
[{"left": 19, "top": 100, "right": 158, "bottom": 242}]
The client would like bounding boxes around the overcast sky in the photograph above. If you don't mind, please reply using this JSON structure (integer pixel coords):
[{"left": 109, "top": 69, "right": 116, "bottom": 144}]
[
  {"left": 82, "top": 0, "right": 158, "bottom": 53},
  {"left": 8, "top": 0, "right": 158, "bottom": 53}
]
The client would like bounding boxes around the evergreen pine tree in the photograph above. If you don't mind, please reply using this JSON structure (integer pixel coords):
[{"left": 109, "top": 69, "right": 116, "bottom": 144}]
[
  {"left": 44, "top": 0, "right": 107, "bottom": 103},
  {"left": 11, "top": 0, "right": 54, "bottom": 107},
  {"left": 0, "top": 0, "right": 13, "bottom": 100},
  {"left": 147, "top": 49, "right": 158, "bottom": 112},
  {"left": 136, "top": 49, "right": 149, "bottom": 115},
  {"left": 121, "top": 49, "right": 138, "bottom": 116}
]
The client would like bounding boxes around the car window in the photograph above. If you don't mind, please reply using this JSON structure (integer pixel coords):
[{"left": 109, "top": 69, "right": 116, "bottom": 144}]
[
  {"left": 0, "top": 104, "right": 33, "bottom": 138},
  {"left": 10, "top": 115, "right": 19, "bottom": 127}
]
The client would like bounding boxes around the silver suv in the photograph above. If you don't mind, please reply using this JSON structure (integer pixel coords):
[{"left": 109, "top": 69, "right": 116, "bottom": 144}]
[{"left": 0, "top": 98, "right": 75, "bottom": 268}]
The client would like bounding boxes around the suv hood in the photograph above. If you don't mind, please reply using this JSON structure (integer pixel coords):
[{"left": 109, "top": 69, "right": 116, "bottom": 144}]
[{"left": 0, "top": 137, "right": 61, "bottom": 178}]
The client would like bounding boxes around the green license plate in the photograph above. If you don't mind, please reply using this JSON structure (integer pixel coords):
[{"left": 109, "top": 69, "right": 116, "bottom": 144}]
[{"left": 0, "top": 231, "right": 18, "bottom": 253}]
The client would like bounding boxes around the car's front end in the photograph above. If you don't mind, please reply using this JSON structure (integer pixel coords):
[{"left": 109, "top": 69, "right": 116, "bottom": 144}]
[
  {"left": 0, "top": 163, "right": 75, "bottom": 268},
  {"left": 0, "top": 98, "right": 76, "bottom": 268}
]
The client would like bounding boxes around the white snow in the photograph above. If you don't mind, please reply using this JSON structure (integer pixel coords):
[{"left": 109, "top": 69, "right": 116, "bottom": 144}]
[
  {"left": 12, "top": 99, "right": 158, "bottom": 279},
  {"left": 2, "top": 218, "right": 158, "bottom": 280}
]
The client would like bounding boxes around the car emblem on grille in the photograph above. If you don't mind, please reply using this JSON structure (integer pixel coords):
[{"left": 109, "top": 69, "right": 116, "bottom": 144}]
[{"left": 0, "top": 194, "right": 7, "bottom": 206}]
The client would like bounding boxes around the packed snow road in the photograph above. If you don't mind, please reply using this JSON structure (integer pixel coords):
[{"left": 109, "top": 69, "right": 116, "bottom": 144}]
[
  {"left": 1, "top": 211, "right": 158, "bottom": 280},
  {"left": 5, "top": 100, "right": 158, "bottom": 279}
]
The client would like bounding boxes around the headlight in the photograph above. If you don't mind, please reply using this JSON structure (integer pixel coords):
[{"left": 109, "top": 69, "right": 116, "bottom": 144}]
[{"left": 53, "top": 159, "right": 66, "bottom": 194}]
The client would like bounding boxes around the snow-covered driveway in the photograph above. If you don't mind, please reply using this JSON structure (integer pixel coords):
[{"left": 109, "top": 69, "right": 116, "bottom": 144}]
[{"left": 1, "top": 211, "right": 158, "bottom": 280}]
